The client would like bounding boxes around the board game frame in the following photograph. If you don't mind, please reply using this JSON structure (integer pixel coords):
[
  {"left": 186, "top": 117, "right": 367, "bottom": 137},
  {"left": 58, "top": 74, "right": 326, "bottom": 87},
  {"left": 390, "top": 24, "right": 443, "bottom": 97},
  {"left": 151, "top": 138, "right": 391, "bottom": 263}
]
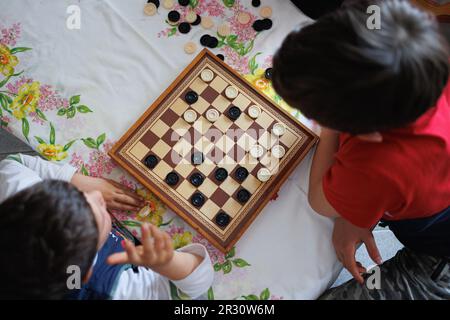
[{"left": 109, "top": 49, "right": 319, "bottom": 253}]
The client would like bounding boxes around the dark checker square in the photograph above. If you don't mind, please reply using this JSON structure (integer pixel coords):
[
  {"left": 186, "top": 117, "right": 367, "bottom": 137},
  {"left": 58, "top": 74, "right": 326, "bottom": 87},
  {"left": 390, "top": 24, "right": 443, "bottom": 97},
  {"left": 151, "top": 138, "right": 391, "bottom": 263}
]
[
  {"left": 210, "top": 188, "right": 229, "bottom": 207},
  {"left": 227, "top": 123, "right": 246, "bottom": 142},
  {"left": 204, "top": 125, "right": 222, "bottom": 144},
  {"left": 227, "top": 144, "right": 246, "bottom": 163},
  {"left": 159, "top": 108, "right": 179, "bottom": 127},
  {"left": 201, "top": 86, "right": 221, "bottom": 104},
  {"left": 182, "top": 126, "right": 203, "bottom": 145},
  {"left": 161, "top": 129, "right": 181, "bottom": 147},
  {"left": 251, "top": 162, "right": 264, "bottom": 177},
  {"left": 140, "top": 130, "right": 159, "bottom": 147},
  {"left": 163, "top": 149, "right": 183, "bottom": 168},
  {"left": 247, "top": 121, "right": 264, "bottom": 141},
  {"left": 206, "top": 145, "right": 225, "bottom": 164}
]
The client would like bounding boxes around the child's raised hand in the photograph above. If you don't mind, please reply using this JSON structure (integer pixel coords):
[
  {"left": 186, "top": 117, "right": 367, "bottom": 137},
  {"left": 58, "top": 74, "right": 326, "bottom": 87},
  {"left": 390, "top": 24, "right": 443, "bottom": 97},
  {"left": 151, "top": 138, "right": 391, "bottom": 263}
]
[
  {"left": 332, "top": 217, "right": 382, "bottom": 284},
  {"left": 71, "top": 173, "right": 145, "bottom": 211},
  {"left": 107, "top": 224, "right": 174, "bottom": 269}
]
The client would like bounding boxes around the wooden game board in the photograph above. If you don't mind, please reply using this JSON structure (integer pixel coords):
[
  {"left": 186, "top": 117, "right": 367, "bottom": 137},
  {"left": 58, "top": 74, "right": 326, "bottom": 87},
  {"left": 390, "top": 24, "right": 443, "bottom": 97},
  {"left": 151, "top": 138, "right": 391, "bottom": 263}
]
[{"left": 110, "top": 49, "right": 318, "bottom": 252}]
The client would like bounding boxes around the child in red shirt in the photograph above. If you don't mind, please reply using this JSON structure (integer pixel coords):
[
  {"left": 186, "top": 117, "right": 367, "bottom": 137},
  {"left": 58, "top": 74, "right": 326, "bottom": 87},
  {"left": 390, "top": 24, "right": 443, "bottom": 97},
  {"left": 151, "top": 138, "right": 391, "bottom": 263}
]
[{"left": 273, "top": 0, "right": 450, "bottom": 299}]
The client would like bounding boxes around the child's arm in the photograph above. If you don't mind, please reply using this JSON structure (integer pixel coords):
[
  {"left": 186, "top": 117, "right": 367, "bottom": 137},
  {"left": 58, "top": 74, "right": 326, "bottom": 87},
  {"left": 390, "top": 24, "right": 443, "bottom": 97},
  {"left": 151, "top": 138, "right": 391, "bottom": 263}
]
[
  {"left": 71, "top": 174, "right": 144, "bottom": 212},
  {"left": 108, "top": 224, "right": 214, "bottom": 299},
  {"left": 0, "top": 154, "right": 77, "bottom": 202},
  {"left": 0, "top": 153, "right": 143, "bottom": 211},
  {"left": 308, "top": 128, "right": 341, "bottom": 217},
  {"left": 307, "top": 129, "right": 382, "bottom": 283}
]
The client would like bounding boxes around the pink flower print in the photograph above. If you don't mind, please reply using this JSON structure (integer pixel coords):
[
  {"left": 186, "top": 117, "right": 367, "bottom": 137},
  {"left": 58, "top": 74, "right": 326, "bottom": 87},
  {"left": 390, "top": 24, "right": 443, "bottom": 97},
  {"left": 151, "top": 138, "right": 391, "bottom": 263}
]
[
  {"left": 70, "top": 143, "right": 116, "bottom": 178},
  {"left": 6, "top": 77, "right": 33, "bottom": 94},
  {"left": 37, "top": 84, "right": 67, "bottom": 112},
  {"left": 119, "top": 175, "right": 138, "bottom": 191},
  {"left": 28, "top": 111, "right": 45, "bottom": 125},
  {"left": 262, "top": 55, "right": 273, "bottom": 70},
  {"left": 227, "top": 7, "right": 257, "bottom": 42},
  {"left": 166, "top": 224, "right": 186, "bottom": 238},
  {"left": 85, "top": 149, "right": 116, "bottom": 177},
  {"left": 192, "top": 233, "right": 226, "bottom": 264},
  {"left": 221, "top": 46, "right": 250, "bottom": 74},
  {"left": 196, "top": 0, "right": 226, "bottom": 18},
  {"left": 69, "top": 153, "right": 85, "bottom": 171},
  {"left": 0, "top": 23, "right": 21, "bottom": 47}
]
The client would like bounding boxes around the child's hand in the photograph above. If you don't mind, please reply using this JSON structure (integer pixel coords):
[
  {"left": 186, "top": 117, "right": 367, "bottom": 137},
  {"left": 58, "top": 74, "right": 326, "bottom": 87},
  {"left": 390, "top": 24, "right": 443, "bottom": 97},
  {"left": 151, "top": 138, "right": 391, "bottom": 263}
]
[
  {"left": 71, "top": 173, "right": 144, "bottom": 211},
  {"left": 332, "top": 217, "right": 382, "bottom": 284},
  {"left": 107, "top": 224, "right": 174, "bottom": 269}
]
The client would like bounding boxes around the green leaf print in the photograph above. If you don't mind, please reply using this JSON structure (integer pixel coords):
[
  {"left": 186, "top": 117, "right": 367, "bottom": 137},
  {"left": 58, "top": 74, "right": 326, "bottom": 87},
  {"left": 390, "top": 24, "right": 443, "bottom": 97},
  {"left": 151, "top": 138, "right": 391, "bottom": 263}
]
[
  {"left": 34, "top": 136, "right": 46, "bottom": 144},
  {"left": 260, "top": 288, "right": 270, "bottom": 300},
  {"left": 0, "top": 94, "right": 8, "bottom": 111},
  {"left": 168, "top": 27, "right": 177, "bottom": 37},
  {"left": 213, "top": 263, "right": 223, "bottom": 272},
  {"left": 82, "top": 137, "right": 97, "bottom": 149},
  {"left": 96, "top": 133, "right": 106, "bottom": 147},
  {"left": 70, "top": 95, "right": 81, "bottom": 106},
  {"left": 66, "top": 106, "right": 76, "bottom": 119},
  {"left": 0, "top": 71, "right": 24, "bottom": 88},
  {"left": 49, "top": 123, "right": 56, "bottom": 145},
  {"left": 9, "top": 47, "right": 32, "bottom": 54},
  {"left": 241, "top": 288, "right": 270, "bottom": 300},
  {"left": 121, "top": 220, "right": 143, "bottom": 227},
  {"left": 222, "top": 0, "right": 235, "bottom": 8},
  {"left": 36, "top": 108, "right": 47, "bottom": 121},
  {"left": 207, "top": 287, "right": 215, "bottom": 300},
  {"left": 249, "top": 52, "right": 261, "bottom": 75},
  {"left": 189, "top": 0, "right": 199, "bottom": 8},
  {"left": 77, "top": 105, "right": 92, "bottom": 113},
  {"left": 232, "top": 258, "right": 251, "bottom": 268},
  {"left": 22, "top": 118, "right": 29, "bottom": 142},
  {"left": 226, "top": 35, "right": 238, "bottom": 45},
  {"left": 225, "top": 247, "right": 235, "bottom": 259},
  {"left": 63, "top": 139, "right": 77, "bottom": 152},
  {"left": 222, "top": 260, "right": 232, "bottom": 274},
  {"left": 159, "top": 218, "right": 174, "bottom": 227},
  {"left": 242, "top": 39, "right": 255, "bottom": 56},
  {"left": 81, "top": 164, "right": 89, "bottom": 176},
  {"left": 57, "top": 108, "right": 66, "bottom": 116}
]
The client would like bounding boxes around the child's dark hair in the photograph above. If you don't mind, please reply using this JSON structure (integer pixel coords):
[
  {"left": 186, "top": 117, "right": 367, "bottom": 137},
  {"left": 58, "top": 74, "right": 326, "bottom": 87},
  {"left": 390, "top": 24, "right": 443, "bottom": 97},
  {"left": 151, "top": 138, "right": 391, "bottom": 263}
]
[
  {"left": 0, "top": 180, "right": 98, "bottom": 299},
  {"left": 273, "top": 0, "right": 449, "bottom": 134}
]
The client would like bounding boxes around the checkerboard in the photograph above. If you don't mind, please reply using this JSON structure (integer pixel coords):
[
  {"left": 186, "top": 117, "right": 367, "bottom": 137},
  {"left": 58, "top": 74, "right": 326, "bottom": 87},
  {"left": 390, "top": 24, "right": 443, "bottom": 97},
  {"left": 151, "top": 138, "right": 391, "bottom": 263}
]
[{"left": 110, "top": 49, "right": 318, "bottom": 252}]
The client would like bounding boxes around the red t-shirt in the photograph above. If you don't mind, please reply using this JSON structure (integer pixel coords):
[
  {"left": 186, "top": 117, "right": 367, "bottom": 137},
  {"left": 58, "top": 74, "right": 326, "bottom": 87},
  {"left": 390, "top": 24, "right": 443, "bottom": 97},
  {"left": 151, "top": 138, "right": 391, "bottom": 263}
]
[{"left": 323, "top": 83, "right": 450, "bottom": 228}]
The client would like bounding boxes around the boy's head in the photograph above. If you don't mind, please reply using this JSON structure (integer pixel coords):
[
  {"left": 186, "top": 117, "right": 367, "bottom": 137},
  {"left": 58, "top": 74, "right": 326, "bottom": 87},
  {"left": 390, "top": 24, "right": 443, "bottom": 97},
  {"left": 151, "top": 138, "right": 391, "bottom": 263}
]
[
  {"left": 0, "top": 180, "right": 112, "bottom": 299},
  {"left": 273, "top": 0, "right": 449, "bottom": 134}
]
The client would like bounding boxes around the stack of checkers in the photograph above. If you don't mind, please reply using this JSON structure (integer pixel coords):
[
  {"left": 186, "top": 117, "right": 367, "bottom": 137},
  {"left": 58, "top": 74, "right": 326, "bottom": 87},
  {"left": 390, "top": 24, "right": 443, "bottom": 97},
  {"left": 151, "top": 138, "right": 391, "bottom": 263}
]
[{"left": 138, "top": 67, "right": 290, "bottom": 230}]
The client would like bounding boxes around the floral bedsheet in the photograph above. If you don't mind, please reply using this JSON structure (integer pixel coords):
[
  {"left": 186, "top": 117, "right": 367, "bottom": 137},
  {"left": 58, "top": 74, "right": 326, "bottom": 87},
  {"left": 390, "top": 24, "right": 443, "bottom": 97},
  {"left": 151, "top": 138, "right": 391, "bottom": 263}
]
[{"left": 0, "top": 0, "right": 341, "bottom": 299}]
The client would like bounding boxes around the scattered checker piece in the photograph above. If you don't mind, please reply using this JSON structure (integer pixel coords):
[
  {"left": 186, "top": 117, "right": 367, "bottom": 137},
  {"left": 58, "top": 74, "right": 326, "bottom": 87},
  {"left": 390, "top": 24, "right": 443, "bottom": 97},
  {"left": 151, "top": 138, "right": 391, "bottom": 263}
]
[{"left": 110, "top": 49, "right": 317, "bottom": 252}]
